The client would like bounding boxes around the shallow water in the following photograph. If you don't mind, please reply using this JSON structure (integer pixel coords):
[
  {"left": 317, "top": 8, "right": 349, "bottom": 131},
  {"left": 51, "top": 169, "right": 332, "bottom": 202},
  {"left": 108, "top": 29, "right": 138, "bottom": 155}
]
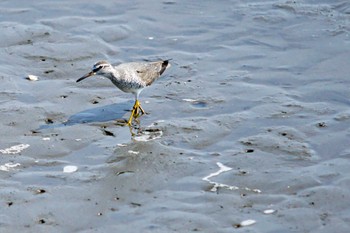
[{"left": 1, "top": 0, "right": 350, "bottom": 232}]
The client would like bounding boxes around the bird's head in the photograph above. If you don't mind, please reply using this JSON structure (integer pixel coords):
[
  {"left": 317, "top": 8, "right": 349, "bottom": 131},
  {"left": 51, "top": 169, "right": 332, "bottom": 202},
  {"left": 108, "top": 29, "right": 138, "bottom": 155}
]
[{"left": 76, "top": 60, "right": 113, "bottom": 82}]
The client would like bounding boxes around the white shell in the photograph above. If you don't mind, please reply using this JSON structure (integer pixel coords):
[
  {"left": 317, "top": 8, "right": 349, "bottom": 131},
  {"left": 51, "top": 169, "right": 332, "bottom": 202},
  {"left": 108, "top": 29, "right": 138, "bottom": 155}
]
[
  {"left": 26, "top": 75, "right": 39, "bottom": 81},
  {"left": 263, "top": 209, "right": 276, "bottom": 214},
  {"left": 63, "top": 165, "right": 78, "bottom": 173},
  {"left": 240, "top": 219, "right": 256, "bottom": 227}
]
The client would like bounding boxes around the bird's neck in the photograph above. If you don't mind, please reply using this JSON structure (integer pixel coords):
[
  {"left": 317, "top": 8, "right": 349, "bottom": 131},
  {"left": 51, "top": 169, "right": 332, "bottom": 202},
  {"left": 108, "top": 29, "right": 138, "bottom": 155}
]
[
  {"left": 104, "top": 70, "right": 121, "bottom": 85},
  {"left": 103, "top": 70, "right": 119, "bottom": 80}
]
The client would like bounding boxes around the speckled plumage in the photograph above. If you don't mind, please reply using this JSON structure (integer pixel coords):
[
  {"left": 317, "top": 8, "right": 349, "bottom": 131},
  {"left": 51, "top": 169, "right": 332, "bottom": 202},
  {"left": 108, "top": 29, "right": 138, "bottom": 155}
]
[
  {"left": 77, "top": 59, "right": 171, "bottom": 125},
  {"left": 79, "top": 60, "right": 170, "bottom": 97}
]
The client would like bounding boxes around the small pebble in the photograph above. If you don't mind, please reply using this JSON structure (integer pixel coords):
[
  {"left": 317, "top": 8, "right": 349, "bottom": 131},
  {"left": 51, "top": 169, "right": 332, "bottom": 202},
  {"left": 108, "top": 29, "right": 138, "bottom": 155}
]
[
  {"left": 44, "top": 70, "right": 54, "bottom": 74},
  {"left": 38, "top": 219, "right": 46, "bottom": 224},
  {"left": 36, "top": 189, "right": 46, "bottom": 194},
  {"left": 101, "top": 129, "right": 115, "bottom": 137},
  {"left": 317, "top": 122, "right": 327, "bottom": 128},
  {"left": 45, "top": 118, "right": 54, "bottom": 124}
]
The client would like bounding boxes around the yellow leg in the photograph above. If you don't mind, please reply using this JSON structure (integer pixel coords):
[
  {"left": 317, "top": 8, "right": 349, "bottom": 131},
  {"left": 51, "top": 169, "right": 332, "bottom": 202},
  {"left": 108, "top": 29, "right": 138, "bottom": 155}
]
[
  {"left": 138, "top": 104, "right": 146, "bottom": 115},
  {"left": 126, "top": 103, "right": 137, "bottom": 125},
  {"left": 133, "top": 100, "right": 146, "bottom": 118},
  {"left": 126, "top": 100, "right": 145, "bottom": 126}
]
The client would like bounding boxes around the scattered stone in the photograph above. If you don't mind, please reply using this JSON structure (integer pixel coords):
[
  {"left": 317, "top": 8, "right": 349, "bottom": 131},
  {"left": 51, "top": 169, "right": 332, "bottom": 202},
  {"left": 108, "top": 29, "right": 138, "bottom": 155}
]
[
  {"left": 45, "top": 118, "right": 54, "bottom": 124},
  {"left": 36, "top": 189, "right": 46, "bottom": 194},
  {"left": 38, "top": 219, "right": 46, "bottom": 224},
  {"left": 101, "top": 128, "right": 115, "bottom": 137},
  {"left": 238, "top": 170, "right": 249, "bottom": 175},
  {"left": 317, "top": 122, "right": 327, "bottom": 128},
  {"left": 44, "top": 70, "right": 54, "bottom": 74},
  {"left": 116, "top": 171, "right": 134, "bottom": 176},
  {"left": 90, "top": 99, "right": 99, "bottom": 104},
  {"left": 130, "top": 202, "right": 142, "bottom": 207}
]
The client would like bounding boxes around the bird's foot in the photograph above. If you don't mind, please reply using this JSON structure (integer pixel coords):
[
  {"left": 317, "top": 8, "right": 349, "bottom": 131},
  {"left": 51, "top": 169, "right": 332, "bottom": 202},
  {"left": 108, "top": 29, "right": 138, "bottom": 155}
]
[
  {"left": 138, "top": 104, "right": 147, "bottom": 115},
  {"left": 133, "top": 100, "right": 148, "bottom": 118},
  {"left": 115, "top": 100, "right": 147, "bottom": 127}
]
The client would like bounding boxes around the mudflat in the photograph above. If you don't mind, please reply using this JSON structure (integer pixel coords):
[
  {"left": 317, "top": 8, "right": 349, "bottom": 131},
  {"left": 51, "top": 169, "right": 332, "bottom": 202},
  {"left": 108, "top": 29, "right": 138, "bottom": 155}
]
[{"left": 1, "top": 1, "right": 350, "bottom": 232}]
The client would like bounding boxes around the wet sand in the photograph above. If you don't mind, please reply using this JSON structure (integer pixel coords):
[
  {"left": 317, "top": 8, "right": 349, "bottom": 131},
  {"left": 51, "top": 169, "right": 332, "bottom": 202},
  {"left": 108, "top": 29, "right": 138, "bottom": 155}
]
[{"left": 1, "top": 1, "right": 350, "bottom": 232}]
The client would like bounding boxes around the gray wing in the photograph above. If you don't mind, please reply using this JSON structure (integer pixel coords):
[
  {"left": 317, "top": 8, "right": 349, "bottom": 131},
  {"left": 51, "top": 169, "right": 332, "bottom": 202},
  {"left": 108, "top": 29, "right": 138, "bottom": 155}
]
[{"left": 135, "top": 60, "right": 170, "bottom": 86}]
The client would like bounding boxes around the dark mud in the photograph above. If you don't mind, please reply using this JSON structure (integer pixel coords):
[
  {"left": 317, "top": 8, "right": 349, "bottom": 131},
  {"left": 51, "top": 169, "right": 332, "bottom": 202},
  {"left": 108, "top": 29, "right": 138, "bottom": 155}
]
[{"left": 1, "top": 1, "right": 350, "bottom": 232}]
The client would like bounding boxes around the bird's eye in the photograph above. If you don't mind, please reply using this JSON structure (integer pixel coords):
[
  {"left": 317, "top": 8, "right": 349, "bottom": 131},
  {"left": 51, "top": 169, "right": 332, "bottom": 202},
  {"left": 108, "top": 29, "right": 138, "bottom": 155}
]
[{"left": 93, "top": 66, "right": 103, "bottom": 72}]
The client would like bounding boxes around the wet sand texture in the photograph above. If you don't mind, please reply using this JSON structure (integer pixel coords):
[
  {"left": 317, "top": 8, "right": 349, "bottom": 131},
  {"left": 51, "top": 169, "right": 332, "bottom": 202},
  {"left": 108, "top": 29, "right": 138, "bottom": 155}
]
[{"left": 1, "top": 1, "right": 350, "bottom": 232}]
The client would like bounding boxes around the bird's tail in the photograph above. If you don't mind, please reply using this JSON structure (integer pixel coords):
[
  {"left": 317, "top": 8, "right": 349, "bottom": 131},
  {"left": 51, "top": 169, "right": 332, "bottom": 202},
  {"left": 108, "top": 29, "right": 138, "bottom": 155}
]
[{"left": 160, "top": 59, "right": 172, "bottom": 75}]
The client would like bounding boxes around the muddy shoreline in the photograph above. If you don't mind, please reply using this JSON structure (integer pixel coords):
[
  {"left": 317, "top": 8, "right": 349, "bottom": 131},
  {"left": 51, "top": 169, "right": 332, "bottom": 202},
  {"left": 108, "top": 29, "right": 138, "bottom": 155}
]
[{"left": 1, "top": 1, "right": 350, "bottom": 232}]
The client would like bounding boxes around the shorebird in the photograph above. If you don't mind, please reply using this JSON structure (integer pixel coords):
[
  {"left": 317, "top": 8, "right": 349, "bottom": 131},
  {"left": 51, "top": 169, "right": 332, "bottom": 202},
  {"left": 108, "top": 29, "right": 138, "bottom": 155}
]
[{"left": 76, "top": 59, "right": 171, "bottom": 125}]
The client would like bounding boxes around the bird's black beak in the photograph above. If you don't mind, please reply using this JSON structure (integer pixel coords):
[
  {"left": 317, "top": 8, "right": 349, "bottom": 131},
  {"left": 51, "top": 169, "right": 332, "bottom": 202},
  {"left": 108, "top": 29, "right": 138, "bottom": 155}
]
[{"left": 76, "top": 71, "right": 95, "bottom": 83}]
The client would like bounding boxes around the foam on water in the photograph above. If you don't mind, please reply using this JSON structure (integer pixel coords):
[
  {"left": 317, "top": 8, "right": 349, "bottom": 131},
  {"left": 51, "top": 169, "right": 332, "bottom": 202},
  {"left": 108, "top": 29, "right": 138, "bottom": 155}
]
[
  {"left": 0, "top": 144, "right": 30, "bottom": 154},
  {"left": 0, "top": 163, "right": 21, "bottom": 171},
  {"left": 202, "top": 162, "right": 262, "bottom": 193}
]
